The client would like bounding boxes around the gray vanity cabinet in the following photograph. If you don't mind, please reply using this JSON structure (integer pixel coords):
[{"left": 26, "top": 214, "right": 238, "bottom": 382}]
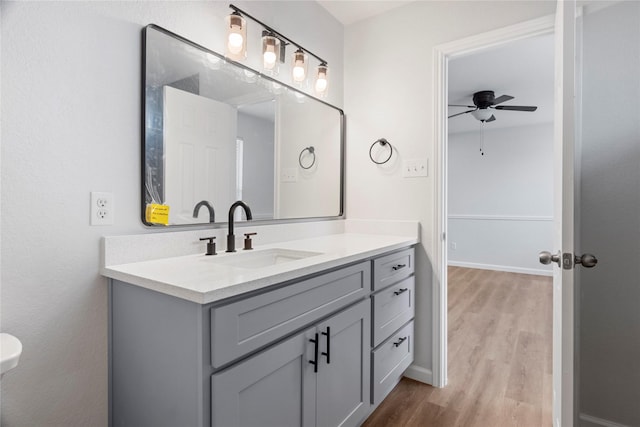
[
  {"left": 211, "top": 326, "right": 317, "bottom": 427},
  {"left": 370, "top": 247, "right": 415, "bottom": 405},
  {"left": 315, "top": 299, "right": 370, "bottom": 427},
  {"left": 110, "top": 247, "right": 414, "bottom": 427},
  {"left": 211, "top": 299, "right": 370, "bottom": 427},
  {"left": 210, "top": 262, "right": 370, "bottom": 369}
]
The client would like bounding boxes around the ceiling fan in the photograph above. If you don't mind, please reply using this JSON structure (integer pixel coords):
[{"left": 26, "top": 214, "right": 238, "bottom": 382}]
[{"left": 448, "top": 90, "right": 537, "bottom": 122}]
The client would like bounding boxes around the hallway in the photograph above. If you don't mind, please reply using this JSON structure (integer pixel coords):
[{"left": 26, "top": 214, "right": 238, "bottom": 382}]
[{"left": 363, "top": 267, "right": 552, "bottom": 426}]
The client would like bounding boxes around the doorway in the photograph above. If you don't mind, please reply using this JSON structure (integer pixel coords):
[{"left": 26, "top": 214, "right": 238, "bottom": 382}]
[
  {"left": 435, "top": 3, "right": 640, "bottom": 426},
  {"left": 440, "top": 26, "right": 556, "bottom": 425},
  {"left": 445, "top": 30, "right": 555, "bottom": 423},
  {"left": 431, "top": 15, "right": 556, "bottom": 391}
]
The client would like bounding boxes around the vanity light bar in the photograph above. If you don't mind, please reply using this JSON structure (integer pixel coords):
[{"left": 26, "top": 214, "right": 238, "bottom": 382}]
[{"left": 227, "top": 4, "right": 329, "bottom": 95}]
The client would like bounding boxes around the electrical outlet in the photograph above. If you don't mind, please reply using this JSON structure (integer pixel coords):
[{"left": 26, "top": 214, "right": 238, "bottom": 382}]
[
  {"left": 450, "top": 242, "right": 457, "bottom": 250},
  {"left": 91, "top": 192, "right": 114, "bottom": 225},
  {"left": 402, "top": 158, "right": 429, "bottom": 178}
]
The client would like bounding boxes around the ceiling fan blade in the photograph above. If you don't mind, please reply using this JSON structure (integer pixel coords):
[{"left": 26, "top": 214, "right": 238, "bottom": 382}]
[
  {"left": 448, "top": 109, "right": 476, "bottom": 119},
  {"left": 493, "top": 94, "right": 514, "bottom": 105},
  {"left": 494, "top": 105, "right": 538, "bottom": 112},
  {"left": 448, "top": 104, "right": 476, "bottom": 108},
  {"left": 485, "top": 115, "right": 496, "bottom": 122}
]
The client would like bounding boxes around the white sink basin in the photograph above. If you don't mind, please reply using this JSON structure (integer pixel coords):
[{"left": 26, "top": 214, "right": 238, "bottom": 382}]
[
  {"left": 1, "top": 333, "right": 22, "bottom": 376},
  {"left": 206, "top": 248, "right": 322, "bottom": 269}
]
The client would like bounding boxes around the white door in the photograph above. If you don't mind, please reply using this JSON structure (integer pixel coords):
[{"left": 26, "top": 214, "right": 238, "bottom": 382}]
[
  {"left": 163, "top": 86, "right": 236, "bottom": 224},
  {"left": 550, "top": 1, "right": 640, "bottom": 426}
]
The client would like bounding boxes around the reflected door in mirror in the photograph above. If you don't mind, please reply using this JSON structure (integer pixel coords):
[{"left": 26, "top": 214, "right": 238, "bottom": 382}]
[{"left": 164, "top": 86, "right": 235, "bottom": 224}]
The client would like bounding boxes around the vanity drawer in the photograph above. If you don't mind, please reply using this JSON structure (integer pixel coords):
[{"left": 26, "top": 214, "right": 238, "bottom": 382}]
[
  {"left": 371, "top": 276, "right": 415, "bottom": 347},
  {"left": 372, "top": 248, "right": 414, "bottom": 291},
  {"left": 372, "top": 320, "right": 414, "bottom": 405},
  {"left": 210, "top": 261, "right": 370, "bottom": 369}
]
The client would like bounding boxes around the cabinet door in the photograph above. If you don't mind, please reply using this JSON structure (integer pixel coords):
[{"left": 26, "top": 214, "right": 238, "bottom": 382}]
[
  {"left": 211, "top": 327, "right": 317, "bottom": 427},
  {"left": 316, "top": 300, "right": 371, "bottom": 427}
]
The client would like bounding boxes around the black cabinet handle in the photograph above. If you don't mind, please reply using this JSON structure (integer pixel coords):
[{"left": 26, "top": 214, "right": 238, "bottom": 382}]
[
  {"left": 392, "top": 263, "right": 406, "bottom": 271},
  {"left": 393, "top": 336, "right": 408, "bottom": 347},
  {"left": 309, "top": 333, "right": 319, "bottom": 373},
  {"left": 393, "top": 288, "right": 409, "bottom": 296},
  {"left": 321, "top": 327, "right": 331, "bottom": 364}
]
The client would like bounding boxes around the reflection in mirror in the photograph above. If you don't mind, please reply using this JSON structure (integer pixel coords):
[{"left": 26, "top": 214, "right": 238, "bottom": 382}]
[{"left": 143, "top": 25, "right": 344, "bottom": 227}]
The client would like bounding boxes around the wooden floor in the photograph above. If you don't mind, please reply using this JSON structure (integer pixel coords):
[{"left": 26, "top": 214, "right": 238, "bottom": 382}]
[{"left": 363, "top": 267, "right": 552, "bottom": 427}]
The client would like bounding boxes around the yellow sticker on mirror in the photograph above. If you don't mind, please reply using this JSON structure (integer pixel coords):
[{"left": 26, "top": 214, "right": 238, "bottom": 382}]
[{"left": 146, "top": 203, "right": 170, "bottom": 225}]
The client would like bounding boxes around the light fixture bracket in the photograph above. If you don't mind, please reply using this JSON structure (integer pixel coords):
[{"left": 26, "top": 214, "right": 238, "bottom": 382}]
[{"left": 229, "top": 4, "right": 328, "bottom": 66}]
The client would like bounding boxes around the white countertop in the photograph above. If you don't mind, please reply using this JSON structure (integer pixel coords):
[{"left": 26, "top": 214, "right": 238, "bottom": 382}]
[{"left": 101, "top": 233, "right": 417, "bottom": 304}]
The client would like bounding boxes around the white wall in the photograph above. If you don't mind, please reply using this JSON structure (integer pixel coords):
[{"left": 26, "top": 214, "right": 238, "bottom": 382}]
[
  {"left": 0, "top": 2, "right": 343, "bottom": 425},
  {"left": 238, "top": 112, "right": 275, "bottom": 220},
  {"left": 344, "top": 0, "right": 555, "bottom": 380},
  {"left": 448, "top": 123, "right": 554, "bottom": 275}
]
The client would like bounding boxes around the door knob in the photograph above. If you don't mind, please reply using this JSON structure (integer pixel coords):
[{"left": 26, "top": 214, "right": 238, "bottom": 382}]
[
  {"left": 575, "top": 253, "right": 598, "bottom": 268},
  {"left": 539, "top": 250, "right": 561, "bottom": 267}
]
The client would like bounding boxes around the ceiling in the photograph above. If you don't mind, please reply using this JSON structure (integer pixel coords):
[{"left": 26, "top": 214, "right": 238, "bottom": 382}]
[
  {"left": 448, "top": 33, "right": 555, "bottom": 134},
  {"left": 315, "top": 1, "right": 554, "bottom": 134},
  {"left": 316, "top": 1, "right": 414, "bottom": 25}
]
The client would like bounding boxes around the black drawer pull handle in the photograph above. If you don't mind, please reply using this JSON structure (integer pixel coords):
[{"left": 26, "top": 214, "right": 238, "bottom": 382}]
[
  {"left": 321, "top": 327, "right": 330, "bottom": 364},
  {"left": 392, "top": 263, "right": 406, "bottom": 271},
  {"left": 393, "top": 336, "right": 408, "bottom": 347},
  {"left": 393, "top": 288, "right": 409, "bottom": 296},
  {"left": 309, "top": 333, "right": 319, "bottom": 373}
]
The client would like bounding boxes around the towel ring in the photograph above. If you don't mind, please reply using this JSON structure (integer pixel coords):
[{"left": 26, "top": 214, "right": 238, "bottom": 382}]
[
  {"left": 369, "top": 138, "right": 393, "bottom": 165},
  {"left": 299, "top": 146, "right": 316, "bottom": 169}
]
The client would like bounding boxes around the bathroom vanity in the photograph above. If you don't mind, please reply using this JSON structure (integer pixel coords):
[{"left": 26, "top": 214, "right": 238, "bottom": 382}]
[
  {"left": 124, "top": 22, "right": 420, "bottom": 427},
  {"left": 104, "top": 232, "right": 416, "bottom": 427}
]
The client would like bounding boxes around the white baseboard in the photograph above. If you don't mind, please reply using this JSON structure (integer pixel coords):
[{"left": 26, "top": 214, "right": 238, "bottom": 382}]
[
  {"left": 448, "top": 214, "right": 553, "bottom": 222},
  {"left": 448, "top": 260, "right": 552, "bottom": 277},
  {"left": 579, "top": 413, "right": 631, "bottom": 427},
  {"left": 403, "top": 364, "right": 433, "bottom": 385}
]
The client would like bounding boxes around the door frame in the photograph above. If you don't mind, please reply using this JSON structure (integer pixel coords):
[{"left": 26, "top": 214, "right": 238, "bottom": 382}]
[{"left": 431, "top": 14, "right": 555, "bottom": 388}]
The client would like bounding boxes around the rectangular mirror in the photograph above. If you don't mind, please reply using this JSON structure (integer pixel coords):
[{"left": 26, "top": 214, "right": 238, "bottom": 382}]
[{"left": 143, "top": 25, "right": 344, "bottom": 226}]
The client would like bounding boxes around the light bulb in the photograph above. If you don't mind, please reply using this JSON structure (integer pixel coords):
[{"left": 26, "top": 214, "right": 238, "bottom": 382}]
[
  {"left": 292, "top": 50, "right": 307, "bottom": 83},
  {"left": 262, "top": 33, "right": 280, "bottom": 72},
  {"left": 225, "top": 13, "right": 246, "bottom": 59},
  {"left": 293, "top": 65, "right": 305, "bottom": 81},
  {"left": 315, "top": 78, "right": 327, "bottom": 92},
  {"left": 206, "top": 54, "right": 221, "bottom": 70},
  {"left": 243, "top": 69, "right": 257, "bottom": 83},
  {"left": 315, "top": 64, "right": 329, "bottom": 96},
  {"left": 264, "top": 51, "right": 277, "bottom": 68},
  {"left": 228, "top": 31, "right": 243, "bottom": 54},
  {"left": 271, "top": 82, "right": 283, "bottom": 94}
]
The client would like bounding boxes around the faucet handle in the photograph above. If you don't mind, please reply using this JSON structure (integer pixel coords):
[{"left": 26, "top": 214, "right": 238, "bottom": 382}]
[
  {"left": 199, "top": 236, "right": 217, "bottom": 256},
  {"left": 243, "top": 233, "right": 257, "bottom": 250}
]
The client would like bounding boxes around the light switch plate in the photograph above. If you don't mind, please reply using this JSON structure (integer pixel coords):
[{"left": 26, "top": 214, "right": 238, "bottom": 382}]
[
  {"left": 281, "top": 168, "right": 298, "bottom": 183},
  {"left": 402, "top": 158, "right": 429, "bottom": 178}
]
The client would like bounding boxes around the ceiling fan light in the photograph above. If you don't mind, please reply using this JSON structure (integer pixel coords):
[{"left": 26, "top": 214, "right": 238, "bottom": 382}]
[{"left": 471, "top": 108, "right": 493, "bottom": 122}]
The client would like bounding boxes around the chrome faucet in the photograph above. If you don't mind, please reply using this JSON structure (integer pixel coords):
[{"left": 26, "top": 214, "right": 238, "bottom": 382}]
[
  {"left": 193, "top": 200, "right": 215, "bottom": 223},
  {"left": 226, "top": 201, "right": 253, "bottom": 252}
]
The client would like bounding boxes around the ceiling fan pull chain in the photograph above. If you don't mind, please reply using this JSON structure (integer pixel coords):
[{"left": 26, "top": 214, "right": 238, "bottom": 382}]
[{"left": 480, "top": 122, "right": 485, "bottom": 156}]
